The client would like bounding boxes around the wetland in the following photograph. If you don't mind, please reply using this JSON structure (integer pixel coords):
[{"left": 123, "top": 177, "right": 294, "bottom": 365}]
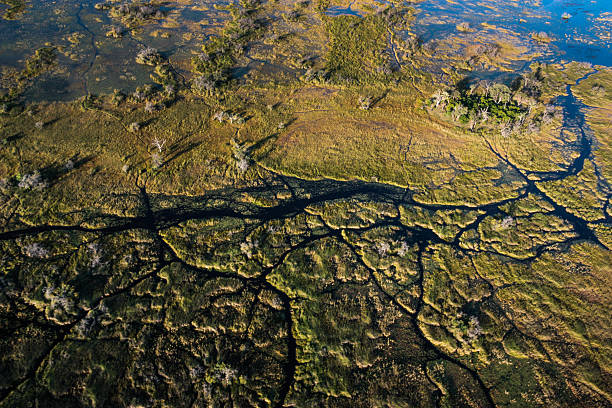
[{"left": 0, "top": 0, "right": 611, "bottom": 407}]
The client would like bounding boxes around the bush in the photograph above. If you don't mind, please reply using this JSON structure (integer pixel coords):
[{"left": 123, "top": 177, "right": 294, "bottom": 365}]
[{"left": 135, "top": 47, "right": 162, "bottom": 66}]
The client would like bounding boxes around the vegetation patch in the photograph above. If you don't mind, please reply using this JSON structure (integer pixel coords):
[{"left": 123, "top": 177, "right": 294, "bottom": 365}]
[
  {"left": 0, "top": 0, "right": 26, "bottom": 20},
  {"left": 324, "top": 14, "right": 389, "bottom": 83}
]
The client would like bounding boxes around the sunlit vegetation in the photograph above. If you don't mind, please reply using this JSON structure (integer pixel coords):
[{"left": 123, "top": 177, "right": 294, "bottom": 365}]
[
  {"left": 325, "top": 14, "right": 388, "bottom": 83},
  {"left": 95, "top": 1, "right": 167, "bottom": 28},
  {"left": 432, "top": 81, "right": 524, "bottom": 125},
  {"left": 0, "top": 0, "right": 26, "bottom": 20},
  {"left": 0, "top": 47, "right": 57, "bottom": 104},
  {"left": 0, "top": 0, "right": 610, "bottom": 406},
  {"left": 191, "top": 0, "right": 264, "bottom": 93}
]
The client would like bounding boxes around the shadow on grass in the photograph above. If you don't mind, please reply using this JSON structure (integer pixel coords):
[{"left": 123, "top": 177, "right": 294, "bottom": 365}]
[{"left": 40, "top": 155, "right": 95, "bottom": 186}]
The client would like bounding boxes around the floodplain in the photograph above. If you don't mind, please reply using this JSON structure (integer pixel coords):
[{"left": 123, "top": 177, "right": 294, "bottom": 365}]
[{"left": 0, "top": 0, "right": 611, "bottom": 407}]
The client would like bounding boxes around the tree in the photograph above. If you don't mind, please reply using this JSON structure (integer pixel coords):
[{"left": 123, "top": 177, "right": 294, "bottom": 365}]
[
  {"left": 500, "top": 121, "right": 512, "bottom": 137},
  {"left": 128, "top": 122, "right": 140, "bottom": 132},
  {"left": 144, "top": 101, "right": 156, "bottom": 113},
  {"left": 479, "top": 107, "right": 489, "bottom": 124},
  {"left": 468, "top": 111, "right": 479, "bottom": 131},
  {"left": 152, "top": 136, "right": 166, "bottom": 152},
  {"left": 451, "top": 104, "right": 468, "bottom": 121},
  {"left": 489, "top": 83, "right": 511, "bottom": 105},
  {"left": 230, "top": 138, "right": 250, "bottom": 173},
  {"left": 151, "top": 136, "right": 166, "bottom": 169},
  {"left": 135, "top": 47, "right": 162, "bottom": 66},
  {"left": 478, "top": 80, "right": 492, "bottom": 96},
  {"left": 527, "top": 98, "right": 538, "bottom": 114},
  {"left": 359, "top": 95, "right": 373, "bottom": 110},
  {"left": 431, "top": 90, "right": 449, "bottom": 108}
]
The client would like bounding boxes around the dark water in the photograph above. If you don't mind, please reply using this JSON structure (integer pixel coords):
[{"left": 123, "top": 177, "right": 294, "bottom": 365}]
[
  {"left": 0, "top": 0, "right": 610, "bottom": 101},
  {"left": 328, "top": 0, "right": 611, "bottom": 66},
  {"left": 413, "top": 0, "right": 611, "bottom": 66},
  {"left": 0, "top": 0, "right": 230, "bottom": 100}
]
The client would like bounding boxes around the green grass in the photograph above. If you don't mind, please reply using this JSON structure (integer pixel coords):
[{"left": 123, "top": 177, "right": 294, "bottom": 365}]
[{"left": 325, "top": 14, "right": 388, "bottom": 83}]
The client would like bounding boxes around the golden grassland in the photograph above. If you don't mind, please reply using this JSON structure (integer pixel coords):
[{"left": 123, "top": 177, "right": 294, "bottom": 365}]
[{"left": 0, "top": 1, "right": 611, "bottom": 407}]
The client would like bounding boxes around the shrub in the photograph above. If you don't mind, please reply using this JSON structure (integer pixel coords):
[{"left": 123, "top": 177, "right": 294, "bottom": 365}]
[
  {"left": 18, "top": 171, "right": 46, "bottom": 189},
  {"left": 128, "top": 122, "right": 141, "bottom": 132},
  {"left": 135, "top": 47, "right": 162, "bottom": 66},
  {"left": 24, "top": 243, "right": 49, "bottom": 258}
]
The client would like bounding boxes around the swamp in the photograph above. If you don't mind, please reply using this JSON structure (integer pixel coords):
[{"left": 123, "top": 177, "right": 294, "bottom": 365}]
[{"left": 0, "top": 0, "right": 611, "bottom": 406}]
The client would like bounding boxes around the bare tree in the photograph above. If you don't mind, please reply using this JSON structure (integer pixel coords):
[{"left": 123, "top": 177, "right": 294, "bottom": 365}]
[
  {"left": 151, "top": 153, "right": 163, "bottom": 169},
  {"left": 468, "top": 112, "right": 478, "bottom": 131},
  {"left": 525, "top": 97, "right": 538, "bottom": 114},
  {"left": 359, "top": 95, "right": 373, "bottom": 110},
  {"left": 479, "top": 107, "right": 489, "bottom": 123},
  {"left": 431, "top": 90, "right": 449, "bottom": 108},
  {"left": 128, "top": 122, "right": 140, "bottom": 132},
  {"left": 500, "top": 121, "right": 512, "bottom": 137},
  {"left": 230, "top": 138, "right": 250, "bottom": 173},
  {"left": 479, "top": 80, "right": 492, "bottom": 97},
  {"left": 145, "top": 101, "right": 156, "bottom": 113},
  {"left": 451, "top": 104, "right": 468, "bottom": 121},
  {"left": 152, "top": 136, "right": 166, "bottom": 152}
]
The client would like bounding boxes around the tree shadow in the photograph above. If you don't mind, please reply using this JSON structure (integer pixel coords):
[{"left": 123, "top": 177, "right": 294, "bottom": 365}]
[
  {"left": 40, "top": 154, "right": 95, "bottom": 186},
  {"left": 39, "top": 117, "right": 61, "bottom": 128},
  {"left": 370, "top": 89, "right": 389, "bottom": 109},
  {"left": 250, "top": 132, "right": 278, "bottom": 154},
  {"left": 456, "top": 76, "right": 472, "bottom": 93},
  {"left": 161, "top": 135, "right": 201, "bottom": 167},
  {"left": 4, "top": 132, "right": 24, "bottom": 143},
  {"left": 140, "top": 117, "right": 157, "bottom": 128},
  {"left": 162, "top": 96, "right": 181, "bottom": 109}
]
